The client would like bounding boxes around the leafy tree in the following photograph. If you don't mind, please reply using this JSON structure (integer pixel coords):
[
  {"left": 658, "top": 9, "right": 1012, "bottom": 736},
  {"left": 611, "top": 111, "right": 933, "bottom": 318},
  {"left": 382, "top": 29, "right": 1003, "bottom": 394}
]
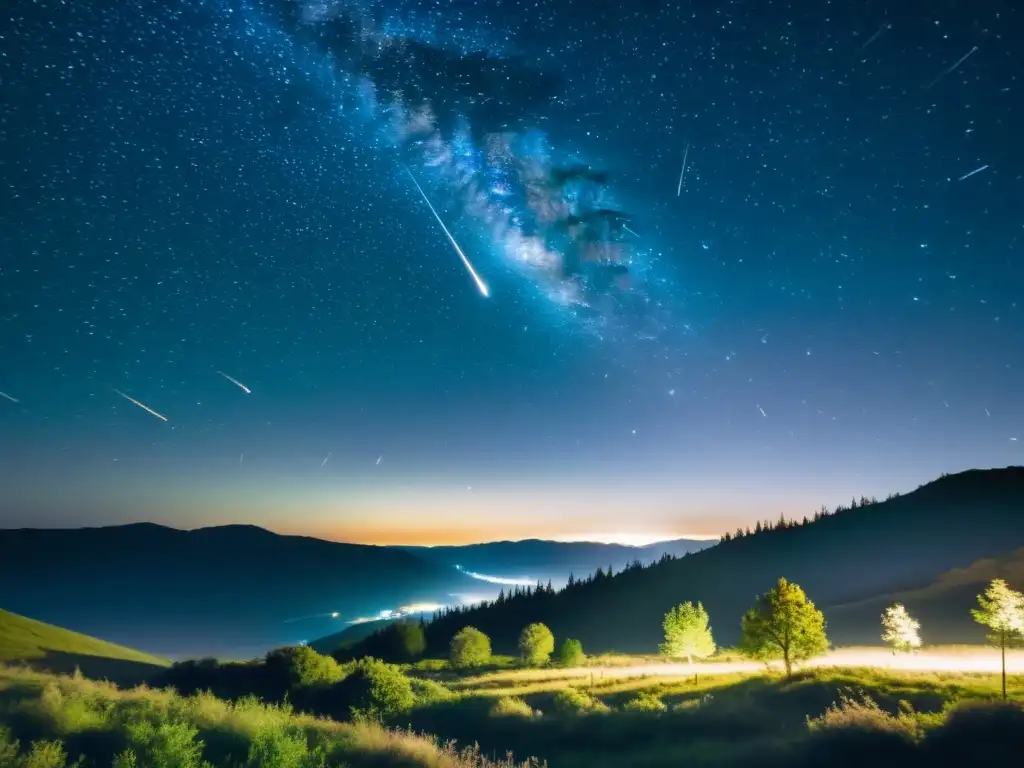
[
  {"left": 740, "top": 577, "right": 828, "bottom": 677},
  {"left": 971, "top": 578, "right": 1024, "bottom": 699},
  {"left": 518, "top": 622, "right": 555, "bottom": 666},
  {"left": 449, "top": 626, "right": 491, "bottom": 668},
  {"left": 659, "top": 601, "right": 715, "bottom": 664},
  {"left": 392, "top": 622, "right": 427, "bottom": 659},
  {"left": 265, "top": 646, "right": 344, "bottom": 688},
  {"left": 881, "top": 603, "right": 922, "bottom": 653},
  {"left": 555, "top": 638, "right": 585, "bottom": 667}
]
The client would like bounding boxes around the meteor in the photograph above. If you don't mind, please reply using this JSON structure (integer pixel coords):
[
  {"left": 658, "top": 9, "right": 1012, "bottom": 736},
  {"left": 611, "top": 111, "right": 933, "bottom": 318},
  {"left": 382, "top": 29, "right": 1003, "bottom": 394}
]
[
  {"left": 404, "top": 166, "right": 490, "bottom": 297},
  {"left": 676, "top": 142, "right": 690, "bottom": 196},
  {"left": 217, "top": 371, "right": 251, "bottom": 394},
  {"left": 113, "top": 389, "right": 168, "bottom": 422},
  {"left": 0, "top": 391, "right": 18, "bottom": 404}
]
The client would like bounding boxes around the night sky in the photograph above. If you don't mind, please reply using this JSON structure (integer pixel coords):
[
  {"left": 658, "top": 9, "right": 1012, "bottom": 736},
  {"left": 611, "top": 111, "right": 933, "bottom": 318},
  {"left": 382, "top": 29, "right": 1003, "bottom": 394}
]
[{"left": 1, "top": 0, "right": 1021, "bottom": 546}]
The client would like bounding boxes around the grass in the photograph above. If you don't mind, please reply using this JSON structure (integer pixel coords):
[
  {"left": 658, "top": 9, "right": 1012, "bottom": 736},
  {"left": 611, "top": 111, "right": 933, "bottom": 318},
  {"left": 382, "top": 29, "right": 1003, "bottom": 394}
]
[
  {"left": 0, "top": 610, "right": 169, "bottom": 670},
  {"left": 0, "top": 664, "right": 540, "bottom": 767}
]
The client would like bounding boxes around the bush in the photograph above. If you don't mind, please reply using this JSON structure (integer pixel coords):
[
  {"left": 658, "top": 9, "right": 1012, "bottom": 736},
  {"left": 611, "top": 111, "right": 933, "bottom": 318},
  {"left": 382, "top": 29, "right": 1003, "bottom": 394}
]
[
  {"left": 331, "top": 658, "right": 415, "bottom": 720},
  {"left": 244, "top": 726, "right": 326, "bottom": 768},
  {"left": 518, "top": 623, "right": 555, "bottom": 667},
  {"left": 265, "top": 646, "right": 344, "bottom": 688},
  {"left": 449, "top": 627, "right": 492, "bottom": 669},
  {"left": 554, "top": 638, "right": 585, "bottom": 667},
  {"left": 489, "top": 696, "right": 534, "bottom": 718},
  {"left": 123, "top": 718, "right": 208, "bottom": 768},
  {"left": 409, "top": 678, "right": 456, "bottom": 706},
  {"left": 551, "top": 687, "right": 609, "bottom": 715},
  {"left": 622, "top": 692, "right": 667, "bottom": 713}
]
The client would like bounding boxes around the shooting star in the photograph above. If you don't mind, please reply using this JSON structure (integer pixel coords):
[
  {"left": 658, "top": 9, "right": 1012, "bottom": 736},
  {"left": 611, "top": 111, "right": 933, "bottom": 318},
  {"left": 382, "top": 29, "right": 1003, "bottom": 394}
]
[
  {"left": 376, "top": 454, "right": 382, "bottom": 465},
  {"left": 0, "top": 391, "right": 19, "bottom": 404},
  {"left": 623, "top": 224, "right": 640, "bottom": 238},
  {"left": 405, "top": 166, "right": 490, "bottom": 297},
  {"left": 113, "top": 389, "right": 168, "bottom": 422},
  {"left": 284, "top": 611, "right": 340, "bottom": 624},
  {"left": 320, "top": 452, "right": 331, "bottom": 468},
  {"left": 924, "top": 46, "right": 979, "bottom": 89},
  {"left": 757, "top": 405, "right": 767, "bottom": 417},
  {"left": 860, "top": 22, "right": 891, "bottom": 51},
  {"left": 957, "top": 164, "right": 989, "bottom": 182},
  {"left": 217, "top": 371, "right": 251, "bottom": 394},
  {"left": 676, "top": 143, "right": 690, "bottom": 196}
]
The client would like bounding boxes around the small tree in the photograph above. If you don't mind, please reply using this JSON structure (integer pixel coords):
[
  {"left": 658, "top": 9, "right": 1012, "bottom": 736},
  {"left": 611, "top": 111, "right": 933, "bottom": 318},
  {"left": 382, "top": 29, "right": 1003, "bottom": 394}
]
[
  {"left": 392, "top": 621, "right": 427, "bottom": 659},
  {"left": 740, "top": 577, "right": 828, "bottom": 677},
  {"left": 555, "top": 638, "right": 585, "bottom": 667},
  {"left": 971, "top": 578, "right": 1024, "bottom": 699},
  {"left": 449, "top": 626, "right": 492, "bottom": 669},
  {"left": 659, "top": 601, "right": 716, "bottom": 665},
  {"left": 881, "top": 603, "right": 923, "bottom": 653},
  {"left": 518, "top": 622, "right": 555, "bottom": 666}
]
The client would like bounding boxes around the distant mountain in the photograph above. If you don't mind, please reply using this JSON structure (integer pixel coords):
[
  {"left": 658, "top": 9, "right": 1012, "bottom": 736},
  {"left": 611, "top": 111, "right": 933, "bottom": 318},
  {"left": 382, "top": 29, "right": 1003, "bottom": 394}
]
[
  {"left": 0, "top": 608, "right": 168, "bottom": 686},
  {"left": 388, "top": 467, "right": 1024, "bottom": 655},
  {"left": 825, "top": 546, "right": 1024, "bottom": 645},
  {"left": 396, "top": 537, "right": 712, "bottom": 585},
  {"left": 0, "top": 523, "right": 477, "bottom": 659}
]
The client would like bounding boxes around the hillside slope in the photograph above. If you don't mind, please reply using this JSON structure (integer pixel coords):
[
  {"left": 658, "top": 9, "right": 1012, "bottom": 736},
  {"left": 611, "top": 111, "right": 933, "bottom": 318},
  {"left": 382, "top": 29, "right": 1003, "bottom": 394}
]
[
  {"left": 398, "top": 537, "right": 712, "bottom": 585},
  {"left": 409, "top": 466, "right": 1024, "bottom": 654},
  {"left": 825, "top": 547, "right": 1024, "bottom": 645},
  {"left": 0, "top": 608, "right": 168, "bottom": 684},
  {"left": 0, "top": 523, "right": 476, "bottom": 659}
]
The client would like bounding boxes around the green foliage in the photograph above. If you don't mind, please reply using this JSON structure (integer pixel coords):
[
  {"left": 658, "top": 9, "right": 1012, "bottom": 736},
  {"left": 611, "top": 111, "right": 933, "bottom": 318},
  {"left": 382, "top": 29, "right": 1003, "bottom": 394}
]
[
  {"left": 972, "top": 578, "right": 1024, "bottom": 646},
  {"left": 124, "top": 718, "right": 209, "bottom": 768},
  {"left": 488, "top": 696, "right": 534, "bottom": 718},
  {"left": 111, "top": 750, "right": 136, "bottom": 768},
  {"left": 740, "top": 577, "right": 829, "bottom": 676},
  {"left": 554, "top": 638, "right": 585, "bottom": 667},
  {"left": 449, "top": 626, "right": 492, "bottom": 669},
  {"left": 517, "top": 623, "right": 555, "bottom": 667},
  {"left": 393, "top": 622, "right": 427, "bottom": 659},
  {"left": 244, "top": 727, "right": 326, "bottom": 768},
  {"left": 334, "top": 657, "right": 415, "bottom": 719},
  {"left": 265, "top": 646, "right": 344, "bottom": 689},
  {"left": 622, "top": 692, "right": 667, "bottom": 712},
  {"left": 806, "top": 690, "right": 920, "bottom": 739},
  {"left": 659, "top": 601, "right": 716, "bottom": 663},
  {"left": 880, "top": 603, "right": 922, "bottom": 653},
  {"left": 551, "top": 687, "right": 609, "bottom": 715},
  {"left": 408, "top": 678, "right": 455, "bottom": 706}
]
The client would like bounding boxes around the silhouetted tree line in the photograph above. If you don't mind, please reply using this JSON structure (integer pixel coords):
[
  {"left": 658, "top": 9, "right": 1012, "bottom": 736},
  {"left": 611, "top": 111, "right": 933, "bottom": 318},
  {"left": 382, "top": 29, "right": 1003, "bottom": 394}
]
[{"left": 717, "top": 495, "right": 891, "bottom": 543}]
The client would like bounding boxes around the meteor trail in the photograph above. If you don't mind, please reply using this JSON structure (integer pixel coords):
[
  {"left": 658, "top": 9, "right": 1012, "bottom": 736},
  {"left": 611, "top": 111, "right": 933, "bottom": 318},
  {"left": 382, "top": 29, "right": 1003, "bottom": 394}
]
[
  {"left": 957, "top": 164, "right": 989, "bottom": 181},
  {"left": 0, "top": 391, "right": 18, "bottom": 404},
  {"left": 404, "top": 166, "right": 490, "bottom": 297},
  {"left": 320, "top": 452, "right": 331, "bottom": 468},
  {"left": 676, "top": 142, "right": 690, "bottom": 196},
  {"left": 113, "top": 389, "right": 168, "bottom": 422},
  {"left": 217, "top": 371, "right": 251, "bottom": 394}
]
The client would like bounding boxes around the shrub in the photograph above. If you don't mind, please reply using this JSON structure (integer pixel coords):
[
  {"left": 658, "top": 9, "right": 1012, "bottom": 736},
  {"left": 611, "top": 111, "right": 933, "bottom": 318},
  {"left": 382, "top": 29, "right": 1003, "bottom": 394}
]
[
  {"left": 409, "top": 678, "right": 456, "bottom": 706},
  {"left": 124, "top": 718, "right": 209, "bottom": 768},
  {"left": 622, "top": 692, "right": 667, "bottom": 713},
  {"left": 554, "top": 638, "right": 585, "bottom": 667},
  {"left": 265, "top": 646, "right": 344, "bottom": 688},
  {"left": 244, "top": 726, "right": 326, "bottom": 768},
  {"left": 489, "top": 696, "right": 534, "bottom": 718},
  {"left": 331, "top": 657, "right": 415, "bottom": 720},
  {"left": 551, "top": 687, "right": 609, "bottom": 715},
  {"left": 449, "top": 627, "right": 492, "bottom": 669}
]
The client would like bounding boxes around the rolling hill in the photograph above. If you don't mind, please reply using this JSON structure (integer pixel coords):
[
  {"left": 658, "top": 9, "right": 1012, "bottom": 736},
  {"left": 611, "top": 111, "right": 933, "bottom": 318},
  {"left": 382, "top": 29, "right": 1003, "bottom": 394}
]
[
  {"left": 398, "top": 537, "right": 713, "bottom": 585},
  {"left": 0, "top": 523, "right": 479, "bottom": 659},
  {"left": 0, "top": 608, "right": 168, "bottom": 685},
  {"left": 825, "top": 546, "right": 1024, "bottom": 645},
  {"left": 380, "top": 466, "right": 1024, "bottom": 655}
]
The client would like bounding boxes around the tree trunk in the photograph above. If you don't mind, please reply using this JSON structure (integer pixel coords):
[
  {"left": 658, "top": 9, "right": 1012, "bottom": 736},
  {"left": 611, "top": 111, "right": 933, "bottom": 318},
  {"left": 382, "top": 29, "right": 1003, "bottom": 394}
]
[
  {"left": 783, "top": 649, "right": 792, "bottom": 678},
  {"left": 1001, "top": 633, "right": 1007, "bottom": 700}
]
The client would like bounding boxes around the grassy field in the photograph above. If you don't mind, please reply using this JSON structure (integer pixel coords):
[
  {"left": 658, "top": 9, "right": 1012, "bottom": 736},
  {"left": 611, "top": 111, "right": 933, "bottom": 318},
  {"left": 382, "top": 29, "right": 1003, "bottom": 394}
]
[{"left": 0, "top": 610, "right": 168, "bottom": 673}]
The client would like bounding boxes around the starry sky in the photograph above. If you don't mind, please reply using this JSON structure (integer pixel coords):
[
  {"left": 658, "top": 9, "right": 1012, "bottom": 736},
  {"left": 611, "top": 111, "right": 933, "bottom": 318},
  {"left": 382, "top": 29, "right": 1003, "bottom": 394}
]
[{"left": 1, "top": 0, "right": 1022, "bottom": 546}]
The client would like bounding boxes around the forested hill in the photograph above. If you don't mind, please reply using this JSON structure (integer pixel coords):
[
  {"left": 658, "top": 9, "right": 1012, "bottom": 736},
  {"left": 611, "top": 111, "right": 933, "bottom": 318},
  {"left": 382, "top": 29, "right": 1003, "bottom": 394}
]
[{"left": 398, "top": 466, "right": 1024, "bottom": 655}]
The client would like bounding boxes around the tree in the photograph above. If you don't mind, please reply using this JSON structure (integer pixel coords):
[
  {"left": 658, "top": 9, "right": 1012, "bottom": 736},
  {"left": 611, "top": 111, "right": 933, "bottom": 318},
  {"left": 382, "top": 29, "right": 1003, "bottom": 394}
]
[
  {"left": 659, "top": 601, "right": 716, "bottom": 665},
  {"left": 518, "top": 622, "right": 555, "bottom": 666},
  {"left": 740, "top": 577, "right": 828, "bottom": 677},
  {"left": 392, "top": 622, "right": 426, "bottom": 659},
  {"left": 555, "top": 638, "right": 585, "bottom": 667},
  {"left": 449, "top": 626, "right": 491, "bottom": 669},
  {"left": 881, "top": 603, "right": 922, "bottom": 653},
  {"left": 971, "top": 578, "right": 1024, "bottom": 699}
]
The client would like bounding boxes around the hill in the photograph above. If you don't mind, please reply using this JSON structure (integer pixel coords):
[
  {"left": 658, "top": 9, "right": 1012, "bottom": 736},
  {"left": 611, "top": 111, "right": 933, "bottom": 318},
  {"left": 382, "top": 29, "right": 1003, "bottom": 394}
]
[
  {"left": 0, "top": 523, "right": 478, "bottom": 659},
  {"left": 383, "top": 466, "right": 1024, "bottom": 655},
  {"left": 826, "top": 546, "right": 1024, "bottom": 645},
  {"left": 398, "top": 538, "right": 713, "bottom": 585},
  {"left": 0, "top": 608, "right": 168, "bottom": 685}
]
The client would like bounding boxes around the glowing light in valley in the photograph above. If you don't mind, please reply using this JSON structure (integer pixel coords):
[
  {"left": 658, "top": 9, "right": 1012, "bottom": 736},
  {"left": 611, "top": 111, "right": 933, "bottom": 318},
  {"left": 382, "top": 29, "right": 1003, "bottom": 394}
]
[
  {"left": 113, "top": 389, "right": 168, "bottom": 422},
  {"left": 346, "top": 601, "right": 446, "bottom": 625},
  {"left": 455, "top": 564, "right": 536, "bottom": 586},
  {"left": 404, "top": 166, "right": 490, "bottom": 297}
]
